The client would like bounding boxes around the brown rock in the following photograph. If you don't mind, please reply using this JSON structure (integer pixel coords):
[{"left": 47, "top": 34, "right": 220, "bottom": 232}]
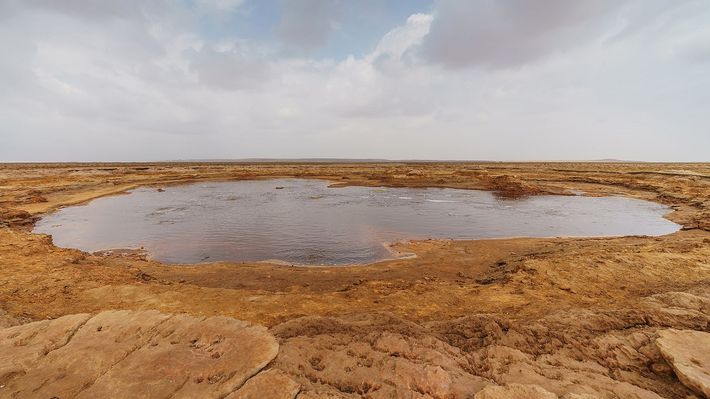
[
  {"left": 296, "top": 390, "right": 348, "bottom": 399},
  {"left": 0, "top": 313, "right": 92, "bottom": 383},
  {"left": 0, "top": 308, "right": 23, "bottom": 328},
  {"left": 26, "top": 194, "right": 48, "bottom": 203},
  {"left": 226, "top": 369, "right": 300, "bottom": 399},
  {"left": 655, "top": 329, "right": 710, "bottom": 398},
  {"left": 0, "top": 310, "right": 279, "bottom": 399},
  {"left": 0, "top": 207, "right": 38, "bottom": 227},
  {"left": 272, "top": 313, "right": 489, "bottom": 398},
  {"left": 474, "top": 383, "right": 558, "bottom": 399}
]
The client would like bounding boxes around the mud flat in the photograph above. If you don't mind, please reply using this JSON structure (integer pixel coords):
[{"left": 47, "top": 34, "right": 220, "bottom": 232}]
[{"left": 0, "top": 162, "right": 709, "bottom": 398}]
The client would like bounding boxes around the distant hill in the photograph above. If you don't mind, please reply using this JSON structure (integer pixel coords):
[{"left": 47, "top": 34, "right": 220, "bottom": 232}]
[
  {"left": 168, "top": 158, "right": 502, "bottom": 163},
  {"left": 177, "top": 158, "right": 392, "bottom": 163},
  {"left": 168, "top": 158, "right": 650, "bottom": 164},
  {"left": 588, "top": 158, "right": 642, "bottom": 163}
]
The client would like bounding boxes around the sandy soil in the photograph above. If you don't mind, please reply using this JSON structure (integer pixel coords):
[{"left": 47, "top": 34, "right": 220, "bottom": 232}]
[{"left": 0, "top": 162, "right": 708, "bottom": 398}]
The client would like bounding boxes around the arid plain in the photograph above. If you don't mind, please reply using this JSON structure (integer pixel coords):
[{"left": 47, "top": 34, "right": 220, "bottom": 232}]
[{"left": 1, "top": 162, "right": 708, "bottom": 398}]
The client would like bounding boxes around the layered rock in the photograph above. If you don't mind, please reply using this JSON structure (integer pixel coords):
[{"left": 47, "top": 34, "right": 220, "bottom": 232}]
[
  {"left": 0, "top": 310, "right": 294, "bottom": 398},
  {"left": 226, "top": 369, "right": 301, "bottom": 399},
  {"left": 271, "top": 312, "right": 489, "bottom": 398},
  {"left": 270, "top": 301, "right": 710, "bottom": 398},
  {"left": 0, "top": 207, "right": 37, "bottom": 228},
  {"left": 655, "top": 329, "right": 710, "bottom": 398},
  {"left": 474, "top": 383, "right": 558, "bottom": 399}
]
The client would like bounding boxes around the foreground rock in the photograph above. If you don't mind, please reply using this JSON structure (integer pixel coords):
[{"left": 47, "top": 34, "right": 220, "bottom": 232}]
[
  {"left": 226, "top": 369, "right": 301, "bottom": 399},
  {"left": 0, "top": 310, "right": 292, "bottom": 398},
  {"left": 473, "top": 383, "right": 557, "bottom": 399},
  {"left": 270, "top": 303, "right": 710, "bottom": 398},
  {"left": 271, "top": 313, "right": 489, "bottom": 398},
  {"left": 655, "top": 329, "right": 710, "bottom": 398}
]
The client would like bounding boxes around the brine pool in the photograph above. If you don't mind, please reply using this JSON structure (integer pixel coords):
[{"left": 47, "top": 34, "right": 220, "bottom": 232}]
[{"left": 34, "top": 179, "right": 680, "bottom": 265}]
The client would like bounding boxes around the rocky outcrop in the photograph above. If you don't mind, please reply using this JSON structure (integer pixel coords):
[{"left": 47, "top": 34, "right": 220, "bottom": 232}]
[
  {"left": 0, "top": 207, "right": 38, "bottom": 228},
  {"left": 655, "top": 329, "right": 710, "bottom": 398},
  {"left": 269, "top": 302, "right": 710, "bottom": 399},
  {"left": 3, "top": 308, "right": 706, "bottom": 399},
  {"left": 0, "top": 310, "right": 292, "bottom": 398},
  {"left": 226, "top": 369, "right": 300, "bottom": 399},
  {"left": 271, "top": 312, "right": 489, "bottom": 398}
]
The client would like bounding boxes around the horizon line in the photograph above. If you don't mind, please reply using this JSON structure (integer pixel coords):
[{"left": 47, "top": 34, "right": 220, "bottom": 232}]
[{"left": 2, "top": 158, "right": 709, "bottom": 164}]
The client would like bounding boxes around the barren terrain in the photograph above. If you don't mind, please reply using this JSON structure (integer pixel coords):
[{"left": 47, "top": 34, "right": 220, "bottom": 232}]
[{"left": 0, "top": 162, "right": 708, "bottom": 398}]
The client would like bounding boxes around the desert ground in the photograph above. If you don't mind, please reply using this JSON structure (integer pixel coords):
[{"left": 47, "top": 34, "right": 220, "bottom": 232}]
[{"left": 0, "top": 162, "right": 708, "bottom": 398}]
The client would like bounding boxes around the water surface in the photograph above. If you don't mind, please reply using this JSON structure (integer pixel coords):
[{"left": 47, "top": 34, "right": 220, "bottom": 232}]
[{"left": 34, "top": 179, "right": 679, "bottom": 265}]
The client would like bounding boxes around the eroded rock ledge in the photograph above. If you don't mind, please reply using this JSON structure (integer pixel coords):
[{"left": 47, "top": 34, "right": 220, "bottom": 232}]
[
  {"left": 0, "top": 310, "right": 287, "bottom": 398},
  {"left": 269, "top": 289, "right": 710, "bottom": 398},
  {"left": 1, "top": 301, "right": 709, "bottom": 398},
  {"left": 656, "top": 329, "right": 710, "bottom": 398}
]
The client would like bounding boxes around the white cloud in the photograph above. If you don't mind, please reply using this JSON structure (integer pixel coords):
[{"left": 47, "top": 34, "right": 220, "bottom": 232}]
[
  {"left": 196, "top": 0, "right": 246, "bottom": 13},
  {"left": 370, "top": 13, "right": 433, "bottom": 62}
]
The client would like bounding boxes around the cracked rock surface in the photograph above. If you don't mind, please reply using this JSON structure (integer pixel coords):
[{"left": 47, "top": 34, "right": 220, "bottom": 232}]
[
  {"left": 269, "top": 293, "right": 710, "bottom": 398},
  {"left": 655, "top": 329, "right": 710, "bottom": 398},
  {"left": 0, "top": 310, "right": 287, "bottom": 399}
]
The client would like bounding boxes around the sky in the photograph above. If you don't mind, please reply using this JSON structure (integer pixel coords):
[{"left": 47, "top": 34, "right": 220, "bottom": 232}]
[{"left": 1, "top": 0, "right": 709, "bottom": 162}]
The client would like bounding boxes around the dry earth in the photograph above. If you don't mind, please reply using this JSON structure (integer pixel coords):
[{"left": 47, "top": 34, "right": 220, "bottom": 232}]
[{"left": 0, "top": 162, "right": 709, "bottom": 398}]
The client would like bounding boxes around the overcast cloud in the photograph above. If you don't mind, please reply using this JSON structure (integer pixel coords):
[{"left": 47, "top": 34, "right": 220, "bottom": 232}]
[
  {"left": 276, "top": 0, "right": 340, "bottom": 53},
  {"left": 421, "top": 0, "right": 627, "bottom": 68},
  {"left": 0, "top": 0, "right": 708, "bottom": 161}
]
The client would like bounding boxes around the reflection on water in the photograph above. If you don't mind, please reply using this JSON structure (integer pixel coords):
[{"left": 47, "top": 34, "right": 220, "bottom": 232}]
[{"left": 34, "top": 179, "right": 680, "bottom": 265}]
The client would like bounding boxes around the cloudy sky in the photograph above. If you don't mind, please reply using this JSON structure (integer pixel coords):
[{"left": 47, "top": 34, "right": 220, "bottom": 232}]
[{"left": 1, "top": 0, "right": 708, "bottom": 162}]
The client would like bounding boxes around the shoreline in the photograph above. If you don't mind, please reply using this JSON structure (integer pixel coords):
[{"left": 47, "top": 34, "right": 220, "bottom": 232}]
[{"left": 27, "top": 176, "right": 681, "bottom": 269}]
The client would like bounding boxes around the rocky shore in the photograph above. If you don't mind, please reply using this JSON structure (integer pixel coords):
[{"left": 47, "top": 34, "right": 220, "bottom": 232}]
[{"left": 0, "top": 162, "right": 708, "bottom": 398}]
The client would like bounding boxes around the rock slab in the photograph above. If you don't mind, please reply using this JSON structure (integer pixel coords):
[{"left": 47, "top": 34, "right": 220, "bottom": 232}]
[
  {"left": 655, "top": 329, "right": 710, "bottom": 398},
  {"left": 0, "top": 310, "right": 283, "bottom": 398},
  {"left": 227, "top": 369, "right": 300, "bottom": 399},
  {"left": 474, "top": 383, "right": 558, "bottom": 399}
]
